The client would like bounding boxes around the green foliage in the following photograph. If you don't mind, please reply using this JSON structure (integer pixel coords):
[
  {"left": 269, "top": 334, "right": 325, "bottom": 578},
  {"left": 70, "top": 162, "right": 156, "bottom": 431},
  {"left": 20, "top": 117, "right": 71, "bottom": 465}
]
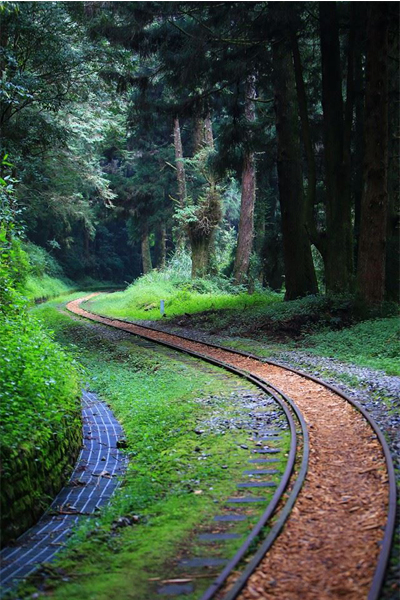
[
  {"left": 304, "top": 318, "right": 400, "bottom": 375},
  {"left": 24, "top": 296, "right": 288, "bottom": 600},
  {"left": 0, "top": 309, "right": 79, "bottom": 463},
  {"left": 23, "top": 242, "right": 64, "bottom": 278},
  {"left": 85, "top": 260, "right": 279, "bottom": 321}
]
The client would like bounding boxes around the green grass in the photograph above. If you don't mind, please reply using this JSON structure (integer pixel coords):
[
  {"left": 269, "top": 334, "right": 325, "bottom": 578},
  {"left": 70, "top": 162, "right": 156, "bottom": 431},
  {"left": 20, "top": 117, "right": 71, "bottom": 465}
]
[
  {"left": 23, "top": 273, "right": 75, "bottom": 301},
  {"left": 304, "top": 317, "right": 400, "bottom": 375},
  {"left": 12, "top": 295, "right": 289, "bottom": 600},
  {"left": 85, "top": 270, "right": 281, "bottom": 321}
]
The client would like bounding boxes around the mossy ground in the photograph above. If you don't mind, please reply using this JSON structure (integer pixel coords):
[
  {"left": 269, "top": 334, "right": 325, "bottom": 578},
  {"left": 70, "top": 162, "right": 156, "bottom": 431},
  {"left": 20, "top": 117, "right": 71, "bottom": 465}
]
[{"left": 8, "top": 295, "right": 288, "bottom": 600}]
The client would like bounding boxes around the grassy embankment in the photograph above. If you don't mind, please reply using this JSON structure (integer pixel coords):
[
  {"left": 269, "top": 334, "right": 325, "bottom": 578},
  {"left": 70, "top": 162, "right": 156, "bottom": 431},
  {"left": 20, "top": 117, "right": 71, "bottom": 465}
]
[
  {"left": 22, "top": 242, "right": 120, "bottom": 302},
  {"left": 86, "top": 272, "right": 399, "bottom": 376},
  {"left": 9, "top": 295, "right": 289, "bottom": 600},
  {"left": 0, "top": 236, "right": 82, "bottom": 544}
]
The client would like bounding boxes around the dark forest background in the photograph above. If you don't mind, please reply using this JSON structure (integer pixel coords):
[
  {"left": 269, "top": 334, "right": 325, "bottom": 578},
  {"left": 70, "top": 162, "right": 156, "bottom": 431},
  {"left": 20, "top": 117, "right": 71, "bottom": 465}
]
[{"left": 1, "top": 1, "right": 399, "bottom": 304}]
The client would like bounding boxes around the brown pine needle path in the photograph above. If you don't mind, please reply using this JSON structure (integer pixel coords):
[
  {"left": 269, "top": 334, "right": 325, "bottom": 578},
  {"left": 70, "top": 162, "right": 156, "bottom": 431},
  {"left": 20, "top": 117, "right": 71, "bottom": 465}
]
[{"left": 66, "top": 295, "right": 395, "bottom": 600}]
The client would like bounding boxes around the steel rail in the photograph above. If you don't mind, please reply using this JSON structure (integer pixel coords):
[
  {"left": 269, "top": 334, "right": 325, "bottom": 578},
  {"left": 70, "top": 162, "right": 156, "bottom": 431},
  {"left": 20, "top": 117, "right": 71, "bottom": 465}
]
[
  {"left": 93, "top": 306, "right": 395, "bottom": 600},
  {"left": 69, "top": 297, "right": 396, "bottom": 600},
  {"left": 67, "top": 298, "right": 309, "bottom": 599}
]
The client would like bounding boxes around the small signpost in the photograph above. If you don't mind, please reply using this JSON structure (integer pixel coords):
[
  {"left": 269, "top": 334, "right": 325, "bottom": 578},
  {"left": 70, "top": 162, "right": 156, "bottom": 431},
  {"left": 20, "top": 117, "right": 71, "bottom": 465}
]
[{"left": 160, "top": 300, "right": 165, "bottom": 316}]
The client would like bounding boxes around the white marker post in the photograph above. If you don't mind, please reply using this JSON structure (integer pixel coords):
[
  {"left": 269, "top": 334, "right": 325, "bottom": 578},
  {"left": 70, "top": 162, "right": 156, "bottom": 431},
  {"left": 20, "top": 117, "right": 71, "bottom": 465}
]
[{"left": 160, "top": 299, "right": 165, "bottom": 316}]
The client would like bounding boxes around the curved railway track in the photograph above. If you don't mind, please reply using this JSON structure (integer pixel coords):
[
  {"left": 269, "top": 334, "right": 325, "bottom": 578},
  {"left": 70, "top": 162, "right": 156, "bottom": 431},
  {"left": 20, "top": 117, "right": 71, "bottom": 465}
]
[{"left": 66, "top": 294, "right": 396, "bottom": 600}]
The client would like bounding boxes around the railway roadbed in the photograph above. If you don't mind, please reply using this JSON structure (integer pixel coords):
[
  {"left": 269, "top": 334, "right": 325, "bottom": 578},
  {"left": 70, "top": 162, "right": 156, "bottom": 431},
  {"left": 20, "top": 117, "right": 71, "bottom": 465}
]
[{"left": 65, "top": 295, "right": 396, "bottom": 600}]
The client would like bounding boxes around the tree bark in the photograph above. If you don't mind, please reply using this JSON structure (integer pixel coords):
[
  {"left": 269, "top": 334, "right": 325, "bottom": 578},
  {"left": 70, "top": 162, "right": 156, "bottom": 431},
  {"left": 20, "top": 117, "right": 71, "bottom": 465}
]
[
  {"left": 291, "top": 33, "right": 322, "bottom": 255},
  {"left": 193, "top": 116, "right": 205, "bottom": 155},
  {"left": 385, "top": 4, "right": 400, "bottom": 301},
  {"left": 233, "top": 74, "right": 257, "bottom": 286},
  {"left": 191, "top": 235, "right": 214, "bottom": 278},
  {"left": 141, "top": 224, "right": 152, "bottom": 275},
  {"left": 173, "top": 116, "right": 187, "bottom": 249},
  {"left": 357, "top": 3, "right": 389, "bottom": 304},
  {"left": 320, "top": 2, "right": 354, "bottom": 292},
  {"left": 173, "top": 116, "right": 187, "bottom": 208},
  {"left": 188, "top": 114, "right": 221, "bottom": 277},
  {"left": 273, "top": 32, "right": 318, "bottom": 300},
  {"left": 353, "top": 12, "right": 366, "bottom": 267}
]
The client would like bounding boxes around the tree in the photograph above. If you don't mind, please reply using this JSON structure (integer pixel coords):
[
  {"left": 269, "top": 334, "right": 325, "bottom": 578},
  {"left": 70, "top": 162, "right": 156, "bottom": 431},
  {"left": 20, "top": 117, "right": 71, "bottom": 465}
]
[
  {"left": 357, "top": 3, "right": 389, "bottom": 304},
  {"left": 233, "top": 74, "right": 257, "bottom": 285},
  {"left": 319, "top": 1, "right": 354, "bottom": 292},
  {"left": 272, "top": 23, "right": 318, "bottom": 300}
]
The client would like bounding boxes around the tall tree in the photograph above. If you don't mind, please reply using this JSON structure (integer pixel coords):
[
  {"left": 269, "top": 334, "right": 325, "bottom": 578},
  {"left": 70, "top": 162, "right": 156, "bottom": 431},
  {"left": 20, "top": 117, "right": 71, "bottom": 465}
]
[
  {"left": 272, "top": 27, "right": 318, "bottom": 300},
  {"left": 233, "top": 74, "right": 257, "bottom": 285},
  {"left": 319, "top": 1, "right": 354, "bottom": 292},
  {"left": 357, "top": 3, "right": 389, "bottom": 304}
]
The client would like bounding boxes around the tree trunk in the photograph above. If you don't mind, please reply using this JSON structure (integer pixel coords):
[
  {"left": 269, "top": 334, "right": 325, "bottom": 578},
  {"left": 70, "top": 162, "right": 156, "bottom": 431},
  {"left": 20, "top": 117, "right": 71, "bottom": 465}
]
[
  {"left": 204, "top": 113, "right": 214, "bottom": 149},
  {"left": 193, "top": 116, "right": 205, "bottom": 155},
  {"left": 262, "top": 169, "right": 285, "bottom": 292},
  {"left": 141, "top": 225, "right": 152, "bottom": 275},
  {"left": 273, "top": 32, "right": 318, "bottom": 300},
  {"left": 188, "top": 112, "right": 221, "bottom": 278},
  {"left": 173, "top": 116, "right": 187, "bottom": 207},
  {"left": 353, "top": 13, "right": 366, "bottom": 268},
  {"left": 320, "top": 2, "right": 353, "bottom": 292},
  {"left": 357, "top": 4, "right": 389, "bottom": 304},
  {"left": 173, "top": 116, "right": 187, "bottom": 250},
  {"left": 233, "top": 74, "right": 257, "bottom": 286},
  {"left": 291, "top": 33, "right": 322, "bottom": 255},
  {"left": 191, "top": 236, "right": 213, "bottom": 278},
  {"left": 385, "top": 5, "right": 400, "bottom": 301}
]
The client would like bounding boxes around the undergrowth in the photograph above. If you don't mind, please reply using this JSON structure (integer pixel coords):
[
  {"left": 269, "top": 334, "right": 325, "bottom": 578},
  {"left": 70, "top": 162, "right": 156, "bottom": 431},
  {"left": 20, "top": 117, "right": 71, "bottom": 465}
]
[
  {"left": 304, "top": 317, "right": 400, "bottom": 375},
  {"left": 85, "top": 268, "right": 281, "bottom": 321},
  {"left": 0, "top": 233, "right": 80, "bottom": 477}
]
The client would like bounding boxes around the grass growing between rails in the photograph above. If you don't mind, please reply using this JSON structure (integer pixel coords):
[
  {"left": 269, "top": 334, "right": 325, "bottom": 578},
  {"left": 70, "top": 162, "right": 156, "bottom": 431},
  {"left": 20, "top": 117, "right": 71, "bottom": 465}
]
[
  {"left": 13, "top": 295, "right": 289, "bottom": 600},
  {"left": 85, "top": 269, "right": 281, "bottom": 321}
]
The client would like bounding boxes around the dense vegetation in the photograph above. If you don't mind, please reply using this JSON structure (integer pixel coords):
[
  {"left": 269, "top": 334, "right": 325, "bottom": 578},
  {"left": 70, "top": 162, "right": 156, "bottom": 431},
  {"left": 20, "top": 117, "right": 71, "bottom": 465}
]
[
  {"left": 0, "top": 167, "right": 81, "bottom": 543},
  {"left": 17, "top": 297, "right": 288, "bottom": 600},
  {"left": 0, "top": 2, "right": 398, "bottom": 304}
]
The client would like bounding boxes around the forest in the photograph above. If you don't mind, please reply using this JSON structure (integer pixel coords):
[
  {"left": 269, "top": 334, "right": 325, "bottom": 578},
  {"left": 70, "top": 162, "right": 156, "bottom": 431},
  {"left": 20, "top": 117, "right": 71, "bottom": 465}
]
[{"left": 0, "top": 2, "right": 399, "bottom": 600}]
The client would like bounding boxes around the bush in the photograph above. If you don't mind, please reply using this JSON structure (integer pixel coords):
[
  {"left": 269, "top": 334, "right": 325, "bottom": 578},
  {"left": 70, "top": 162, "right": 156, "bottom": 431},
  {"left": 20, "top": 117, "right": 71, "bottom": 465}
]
[
  {"left": 23, "top": 241, "right": 64, "bottom": 278},
  {"left": 0, "top": 227, "right": 81, "bottom": 542}
]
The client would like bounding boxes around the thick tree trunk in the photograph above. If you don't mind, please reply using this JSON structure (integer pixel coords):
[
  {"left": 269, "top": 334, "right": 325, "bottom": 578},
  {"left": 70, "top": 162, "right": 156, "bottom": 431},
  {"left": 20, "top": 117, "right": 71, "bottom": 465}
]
[
  {"left": 353, "top": 18, "right": 365, "bottom": 268},
  {"left": 262, "top": 170, "right": 284, "bottom": 291},
  {"left": 357, "top": 4, "right": 389, "bottom": 304},
  {"left": 320, "top": 2, "right": 353, "bottom": 292},
  {"left": 141, "top": 225, "right": 152, "bottom": 275},
  {"left": 385, "top": 5, "right": 400, "bottom": 301},
  {"left": 291, "top": 33, "right": 322, "bottom": 255},
  {"left": 191, "top": 236, "right": 213, "bottom": 278},
  {"left": 188, "top": 112, "right": 221, "bottom": 278},
  {"left": 233, "top": 74, "right": 257, "bottom": 286},
  {"left": 273, "top": 33, "right": 318, "bottom": 300}
]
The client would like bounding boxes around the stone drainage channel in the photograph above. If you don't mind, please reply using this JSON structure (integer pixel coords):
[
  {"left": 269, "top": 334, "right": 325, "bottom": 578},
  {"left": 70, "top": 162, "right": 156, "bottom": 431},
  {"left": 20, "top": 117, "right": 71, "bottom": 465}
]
[
  {"left": 0, "top": 391, "right": 128, "bottom": 596},
  {"left": 65, "top": 295, "right": 396, "bottom": 600}
]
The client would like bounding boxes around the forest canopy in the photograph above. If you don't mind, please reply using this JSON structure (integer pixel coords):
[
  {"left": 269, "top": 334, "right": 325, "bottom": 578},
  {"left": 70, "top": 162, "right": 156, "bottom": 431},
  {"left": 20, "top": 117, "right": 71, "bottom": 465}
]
[{"left": 0, "top": 1, "right": 398, "bottom": 304}]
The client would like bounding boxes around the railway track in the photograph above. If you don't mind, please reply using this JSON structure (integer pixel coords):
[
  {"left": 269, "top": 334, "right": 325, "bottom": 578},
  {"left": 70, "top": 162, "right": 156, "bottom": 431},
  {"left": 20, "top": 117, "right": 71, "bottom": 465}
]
[{"left": 67, "top": 294, "right": 396, "bottom": 600}]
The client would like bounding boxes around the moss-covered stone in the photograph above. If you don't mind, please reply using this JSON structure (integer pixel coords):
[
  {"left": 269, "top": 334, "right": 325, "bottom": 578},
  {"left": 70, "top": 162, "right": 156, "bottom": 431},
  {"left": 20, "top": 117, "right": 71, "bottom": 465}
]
[{"left": 0, "top": 409, "right": 82, "bottom": 547}]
